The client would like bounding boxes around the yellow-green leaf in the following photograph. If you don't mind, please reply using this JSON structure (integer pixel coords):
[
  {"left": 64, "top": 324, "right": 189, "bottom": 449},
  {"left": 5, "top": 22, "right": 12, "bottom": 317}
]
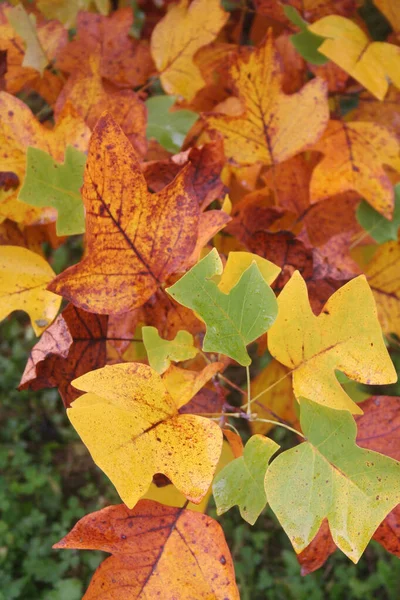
[
  {"left": 7, "top": 5, "right": 48, "bottom": 76},
  {"left": 142, "top": 326, "right": 198, "bottom": 374},
  {"left": 268, "top": 271, "right": 397, "bottom": 414},
  {"left": 213, "top": 435, "right": 279, "bottom": 525},
  {"left": 265, "top": 398, "right": 400, "bottom": 562}
]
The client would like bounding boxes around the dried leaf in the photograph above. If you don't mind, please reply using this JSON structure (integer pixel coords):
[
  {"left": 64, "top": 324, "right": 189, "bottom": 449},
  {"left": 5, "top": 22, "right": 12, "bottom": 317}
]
[{"left": 310, "top": 120, "right": 400, "bottom": 218}]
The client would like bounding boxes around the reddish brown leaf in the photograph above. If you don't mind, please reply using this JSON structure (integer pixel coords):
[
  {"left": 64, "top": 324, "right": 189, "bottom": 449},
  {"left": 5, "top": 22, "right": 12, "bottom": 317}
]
[
  {"left": 297, "top": 519, "right": 337, "bottom": 576},
  {"left": 19, "top": 304, "right": 110, "bottom": 408},
  {"left": 57, "top": 8, "right": 154, "bottom": 89}
]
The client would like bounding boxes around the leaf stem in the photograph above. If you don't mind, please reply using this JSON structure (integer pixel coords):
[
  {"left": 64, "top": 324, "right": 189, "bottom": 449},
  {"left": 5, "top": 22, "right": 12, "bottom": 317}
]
[
  {"left": 217, "top": 373, "right": 247, "bottom": 396},
  {"left": 240, "top": 368, "right": 294, "bottom": 410},
  {"left": 245, "top": 365, "right": 251, "bottom": 415},
  {"left": 253, "top": 418, "right": 305, "bottom": 439}
]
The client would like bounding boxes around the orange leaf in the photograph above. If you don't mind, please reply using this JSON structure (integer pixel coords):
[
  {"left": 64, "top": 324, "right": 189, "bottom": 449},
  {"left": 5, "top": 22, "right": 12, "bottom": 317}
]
[
  {"left": 205, "top": 31, "right": 329, "bottom": 166},
  {"left": 48, "top": 113, "right": 199, "bottom": 314},
  {"left": 310, "top": 120, "right": 400, "bottom": 218},
  {"left": 54, "top": 500, "right": 240, "bottom": 599}
]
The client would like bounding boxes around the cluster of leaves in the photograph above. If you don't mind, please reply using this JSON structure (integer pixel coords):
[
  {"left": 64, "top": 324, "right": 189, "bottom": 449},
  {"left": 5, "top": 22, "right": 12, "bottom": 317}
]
[{"left": 1, "top": 0, "right": 400, "bottom": 596}]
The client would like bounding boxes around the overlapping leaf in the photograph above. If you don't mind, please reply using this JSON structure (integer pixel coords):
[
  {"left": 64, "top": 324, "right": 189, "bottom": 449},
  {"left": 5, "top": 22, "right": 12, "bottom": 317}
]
[
  {"left": 18, "top": 304, "right": 114, "bottom": 407},
  {"left": 309, "top": 16, "right": 400, "bottom": 100},
  {"left": 205, "top": 31, "right": 329, "bottom": 166},
  {"left": 142, "top": 326, "right": 198, "bottom": 374},
  {"left": 268, "top": 270, "right": 397, "bottom": 413},
  {"left": 167, "top": 249, "right": 280, "bottom": 365},
  {"left": 48, "top": 113, "right": 199, "bottom": 314},
  {"left": 0, "top": 91, "right": 90, "bottom": 224},
  {"left": 213, "top": 435, "right": 279, "bottom": 525},
  {"left": 68, "top": 363, "right": 223, "bottom": 507},
  {"left": 265, "top": 398, "right": 400, "bottom": 562},
  {"left": 297, "top": 395, "right": 400, "bottom": 573},
  {"left": 0, "top": 246, "right": 61, "bottom": 335},
  {"left": 18, "top": 146, "right": 86, "bottom": 236},
  {"left": 151, "top": 0, "right": 229, "bottom": 101},
  {"left": 364, "top": 240, "right": 400, "bottom": 338},
  {"left": 310, "top": 120, "right": 400, "bottom": 218}
]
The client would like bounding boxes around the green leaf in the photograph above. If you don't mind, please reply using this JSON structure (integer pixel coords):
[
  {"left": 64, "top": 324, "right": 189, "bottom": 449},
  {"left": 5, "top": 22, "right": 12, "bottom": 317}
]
[
  {"left": 7, "top": 5, "right": 48, "bottom": 76},
  {"left": 265, "top": 398, "right": 400, "bottom": 562},
  {"left": 213, "top": 435, "right": 279, "bottom": 525},
  {"left": 146, "top": 95, "right": 198, "bottom": 153},
  {"left": 142, "top": 326, "right": 198, "bottom": 374},
  {"left": 357, "top": 185, "right": 400, "bottom": 244},
  {"left": 284, "top": 6, "right": 328, "bottom": 65},
  {"left": 19, "top": 146, "right": 86, "bottom": 236},
  {"left": 166, "top": 249, "right": 278, "bottom": 366}
]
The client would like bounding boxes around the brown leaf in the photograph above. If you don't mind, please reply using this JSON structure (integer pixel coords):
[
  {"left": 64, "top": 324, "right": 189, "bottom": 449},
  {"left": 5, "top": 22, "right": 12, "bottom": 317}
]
[{"left": 19, "top": 304, "right": 109, "bottom": 408}]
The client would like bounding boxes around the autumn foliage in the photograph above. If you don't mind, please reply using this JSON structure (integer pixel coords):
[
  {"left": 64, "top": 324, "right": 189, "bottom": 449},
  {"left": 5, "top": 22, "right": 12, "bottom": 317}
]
[{"left": 2, "top": 0, "right": 400, "bottom": 597}]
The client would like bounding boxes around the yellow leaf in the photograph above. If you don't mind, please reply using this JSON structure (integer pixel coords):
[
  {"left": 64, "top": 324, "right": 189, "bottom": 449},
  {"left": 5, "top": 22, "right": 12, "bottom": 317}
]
[
  {"left": 309, "top": 15, "right": 400, "bottom": 100},
  {"left": 0, "top": 246, "right": 61, "bottom": 335},
  {"left": 268, "top": 271, "right": 397, "bottom": 414},
  {"left": 151, "top": 0, "right": 229, "bottom": 101},
  {"left": 365, "top": 240, "right": 400, "bottom": 339},
  {"left": 310, "top": 120, "right": 400, "bottom": 218},
  {"left": 69, "top": 363, "right": 223, "bottom": 508},
  {"left": 250, "top": 359, "right": 298, "bottom": 436},
  {"left": 218, "top": 251, "right": 281, "bottom": 294},
  {"left": 205, "top": 31, "right": 329, "bottom": 166},
  {"left": 163, "top": 362, "right": 223, "bottom": 408},
  {"left": 144, "top": 440, "right": 235, "bottom": 512}
]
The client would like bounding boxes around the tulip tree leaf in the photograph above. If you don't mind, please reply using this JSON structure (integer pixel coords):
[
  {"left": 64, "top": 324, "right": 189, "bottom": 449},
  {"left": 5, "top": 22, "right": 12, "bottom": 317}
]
[
  {"left": 265, "top": 398, "right": 400, "bottom": 563},
  {"left": 284, "top": 6, "right": 328, "bottom": 65},
  {"left": 268, "top": 271, "right": 397, "bottom": 414},
  {"left": 146, "top": 95, "right": 198, "bottom": 153},
  {"left": 19, "top": 146, "right": 86, "bottom": 236},
  {"left": 166, "top": 249, "right": 279, "bottom": 366},
  {"left": 7, "top": 5, "right": 48, "bottom": 75},
  {"left": 213, "top": 434, "right": 279, "bottom": 525},
  {"left": 357, "top": 185, "right": 400, "bottom": 244},
  {"left": 142, "top": 326, "right": 198, "bottom": 374}
]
